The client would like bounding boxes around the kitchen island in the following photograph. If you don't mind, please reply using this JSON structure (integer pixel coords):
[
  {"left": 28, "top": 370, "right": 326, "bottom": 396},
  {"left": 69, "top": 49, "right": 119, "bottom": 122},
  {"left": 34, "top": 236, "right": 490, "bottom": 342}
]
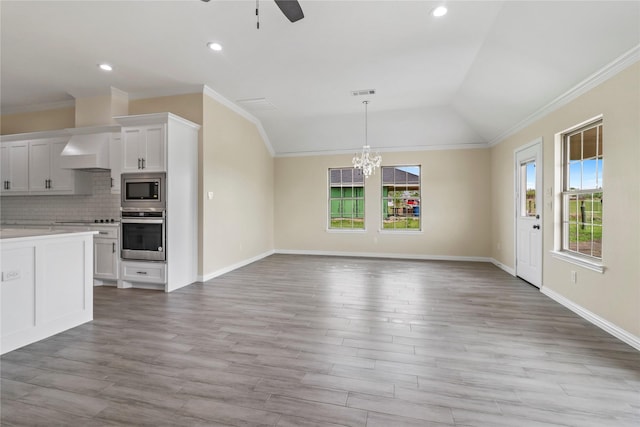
[{"left": 1, "top": 228, "right": 96, "bottom": 354}]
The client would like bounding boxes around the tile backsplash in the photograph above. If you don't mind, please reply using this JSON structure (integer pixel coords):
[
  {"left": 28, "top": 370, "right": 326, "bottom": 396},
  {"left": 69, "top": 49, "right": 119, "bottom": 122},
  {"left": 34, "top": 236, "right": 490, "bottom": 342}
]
[{"left": 1, "top": 171, "right": 120, "bottom": 222}]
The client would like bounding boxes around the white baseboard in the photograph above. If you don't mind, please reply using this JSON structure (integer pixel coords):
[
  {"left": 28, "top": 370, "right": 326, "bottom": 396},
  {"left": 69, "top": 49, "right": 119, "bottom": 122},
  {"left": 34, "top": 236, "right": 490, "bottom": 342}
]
[
  {"left": 541, "top": 286, "right": 640, "bottom": 351},
  {"left": 490, "top": 258, "right": 516, "bottom": 276},
  {"left": 275, "top": 249, "right": 491, "bottom": 263},
  {"left": 198, "top": 250, "right": 275, "bottom": 282}
]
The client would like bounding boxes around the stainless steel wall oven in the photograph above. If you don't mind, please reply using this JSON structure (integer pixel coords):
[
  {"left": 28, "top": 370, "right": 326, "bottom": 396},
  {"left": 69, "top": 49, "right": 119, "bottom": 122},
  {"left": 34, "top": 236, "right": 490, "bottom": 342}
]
[{"left": 121, "top": 211, "right": 166, "bottom": 261}]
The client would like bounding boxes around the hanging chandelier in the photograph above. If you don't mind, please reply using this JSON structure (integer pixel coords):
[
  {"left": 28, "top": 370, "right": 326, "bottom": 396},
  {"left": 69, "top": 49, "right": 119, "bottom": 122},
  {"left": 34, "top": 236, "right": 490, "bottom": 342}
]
[{"left": 352, "top": 100, "right": 382, "bottom": 178}]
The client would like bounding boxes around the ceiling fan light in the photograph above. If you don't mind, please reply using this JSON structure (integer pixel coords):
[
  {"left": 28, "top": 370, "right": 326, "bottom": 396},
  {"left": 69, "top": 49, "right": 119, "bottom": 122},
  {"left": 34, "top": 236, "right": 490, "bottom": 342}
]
[
  {"left": 432, "top": 6, "right": 448, "bottom": 17},
  {"left": 207, "top": 42, "right": 222, "bottom": 52},
  {"left": 98, "top": 63, "right": 113, "bottom": 71}
]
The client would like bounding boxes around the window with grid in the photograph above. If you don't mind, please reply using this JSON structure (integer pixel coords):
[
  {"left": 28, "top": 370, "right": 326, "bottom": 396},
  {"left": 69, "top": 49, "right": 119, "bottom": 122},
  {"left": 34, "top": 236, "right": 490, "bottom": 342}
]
[
  {"left": 562, "top": 120, "right": 603, "bottom": 259},
  {"left": 328, "top": 168, "right": 365, "bottom": 230},
  {"left": 381, "top": 166, "right": 421, "bottom": 231}
]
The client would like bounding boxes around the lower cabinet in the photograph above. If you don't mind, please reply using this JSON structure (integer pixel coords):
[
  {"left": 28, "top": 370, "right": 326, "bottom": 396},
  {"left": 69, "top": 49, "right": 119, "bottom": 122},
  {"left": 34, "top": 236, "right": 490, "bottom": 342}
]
[
  {"left": 1, "top": 232, "right": 94, "bottom": 354},
  {"left": 94, "top": 237, "right": 118, "bottom": 281},
  {"left": 120, "top": 261, "right": 166, "bottom": 288}
]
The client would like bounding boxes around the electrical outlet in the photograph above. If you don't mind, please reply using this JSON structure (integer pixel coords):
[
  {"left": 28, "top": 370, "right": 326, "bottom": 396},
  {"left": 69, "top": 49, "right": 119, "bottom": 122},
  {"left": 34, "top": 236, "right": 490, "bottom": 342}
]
[
  {"left": 571, "top": 271, "right": 577, "bottom": 284},
  {"left": 2, "top": 270, "right": 20, "bottom": 281}
]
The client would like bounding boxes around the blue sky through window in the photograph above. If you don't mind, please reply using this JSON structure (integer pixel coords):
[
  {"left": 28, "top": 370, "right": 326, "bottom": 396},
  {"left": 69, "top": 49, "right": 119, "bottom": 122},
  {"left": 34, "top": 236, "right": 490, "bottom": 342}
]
[
  {"left": 396, "top": 166, "right": 420, "bottom": 176},
  {"left": 526, "top": 162, "right": 536, "bottom": 191},
  {"left": 570, "top": 159, "right": 602, "bottom": 189}
]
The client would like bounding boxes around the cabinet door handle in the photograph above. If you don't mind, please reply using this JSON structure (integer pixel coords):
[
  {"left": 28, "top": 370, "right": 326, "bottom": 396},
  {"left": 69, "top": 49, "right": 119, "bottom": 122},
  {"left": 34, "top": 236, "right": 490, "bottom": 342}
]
[
  {"left": 110, "top": 177, "right": 114, "bottom": 187},
  {"left": 141, "top": 158, "right": 146, "bottom": 169},
  {"left": 137, "top": 158, "right": 141, "bottom": 169},
  {"left": 99, "top": 231, "right": 108, "bottom": 235},
  {"left": 136, "top": 271, "right": 148, "bottom": 275},
  {"left": 112, "top": 242, "right": 116, "bottom": 253},
  {"left": 7, "top": 181, "right": 10, "bottom": 190}
]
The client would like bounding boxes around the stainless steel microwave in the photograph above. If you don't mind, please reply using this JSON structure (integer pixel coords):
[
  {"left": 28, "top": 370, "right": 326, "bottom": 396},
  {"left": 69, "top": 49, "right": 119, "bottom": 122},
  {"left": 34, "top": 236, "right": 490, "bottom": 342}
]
[{"left": 121, "top": 172, "right": 166, "bottom": 210}]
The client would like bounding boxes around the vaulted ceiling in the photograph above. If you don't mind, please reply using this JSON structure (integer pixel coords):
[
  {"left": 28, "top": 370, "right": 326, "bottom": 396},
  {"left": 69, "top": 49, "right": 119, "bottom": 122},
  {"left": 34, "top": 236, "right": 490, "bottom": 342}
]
[{"left": 1, "top": 1, "right": 638, "bottom": 155}]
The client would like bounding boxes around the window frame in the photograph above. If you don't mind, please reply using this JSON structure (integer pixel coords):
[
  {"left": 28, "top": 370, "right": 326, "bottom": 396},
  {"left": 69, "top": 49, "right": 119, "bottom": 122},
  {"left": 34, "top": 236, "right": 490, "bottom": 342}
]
[
  {"left": 380, "top": 165, "right": 422, "bottom": 233},
  {"left": 327, "top": 167, "right": 366, "bottom": 232},
  {"left": 552, "top": 115, "right": 604, "bottom": 273}
]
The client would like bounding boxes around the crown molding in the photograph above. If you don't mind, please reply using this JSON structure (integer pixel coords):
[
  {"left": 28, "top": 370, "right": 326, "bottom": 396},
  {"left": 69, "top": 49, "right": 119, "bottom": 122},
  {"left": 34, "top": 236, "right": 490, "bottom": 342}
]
[
  {"left": 202, "top": 85, "right": 275, "bottom": 157},
  {"left": 488, "top": 44, "right": 640, "bottom": 147},
  {"left": 275, "top": 142, "right": 488, "bottom": 158}
]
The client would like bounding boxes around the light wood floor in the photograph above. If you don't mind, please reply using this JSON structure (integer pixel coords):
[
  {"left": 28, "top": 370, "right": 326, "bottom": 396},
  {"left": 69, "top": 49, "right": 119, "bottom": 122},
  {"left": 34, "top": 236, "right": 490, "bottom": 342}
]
[{"left": 1, "top": 255, "right": 639, "bottom": 426}]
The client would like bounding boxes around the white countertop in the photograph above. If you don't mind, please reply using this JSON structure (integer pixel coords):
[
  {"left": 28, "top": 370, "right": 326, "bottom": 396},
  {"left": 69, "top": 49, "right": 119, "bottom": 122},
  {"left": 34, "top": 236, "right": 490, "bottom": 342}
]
[
  {"left": 0, "top": 228, "right": 98, "bottom": 241},
  {"left": 0, "top": 221, "right": 119, "bottom": 228}
]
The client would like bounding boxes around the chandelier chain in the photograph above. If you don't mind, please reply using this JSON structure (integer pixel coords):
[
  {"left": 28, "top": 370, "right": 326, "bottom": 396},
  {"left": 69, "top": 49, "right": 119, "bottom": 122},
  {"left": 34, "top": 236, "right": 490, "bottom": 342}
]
[{"left": 352, "top": 100, "right": 381, "bottom": 178}]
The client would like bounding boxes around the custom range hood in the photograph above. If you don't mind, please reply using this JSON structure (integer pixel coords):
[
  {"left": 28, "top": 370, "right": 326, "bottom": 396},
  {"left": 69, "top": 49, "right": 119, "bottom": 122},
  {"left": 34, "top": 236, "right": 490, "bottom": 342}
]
[
  {"left": 60, "top": 87, "right": 128, "bottom": 170},
  {"left": 59, "top": 125, "right": 119, "bottom": 171}
]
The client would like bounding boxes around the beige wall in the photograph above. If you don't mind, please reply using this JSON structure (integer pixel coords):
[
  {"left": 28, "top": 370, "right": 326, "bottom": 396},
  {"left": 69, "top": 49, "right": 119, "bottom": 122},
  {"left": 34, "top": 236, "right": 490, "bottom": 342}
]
[
  {"left": 0, "top": 107, "right": 75, "bottom": 134},
  {"left": 201, "top": 95, "right": 274, "bottom": 276},
  {"left": 490, "top": 63, "right": 640, "bottom": 337},
  {"left": 275, "top": 149, "right": 491, "bottom": 258},
  {"left": 129, "top": 94, "right": 203, "bottom": 126}
]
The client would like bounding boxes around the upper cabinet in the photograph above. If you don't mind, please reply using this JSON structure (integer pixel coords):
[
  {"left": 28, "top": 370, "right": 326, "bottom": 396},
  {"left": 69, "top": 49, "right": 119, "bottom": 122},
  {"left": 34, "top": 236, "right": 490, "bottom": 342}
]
[
  {"left": 121, "top": 124, "right": 166, "bottom": 172},
  {"left": 1, "top": 141, "right": 29, "bottom": 195},
  {"left": 0, "top": 133, "right": 92, "bottom": 196},
  {"left": 29, "top": 139, "right": 71, "bottom": 193}
]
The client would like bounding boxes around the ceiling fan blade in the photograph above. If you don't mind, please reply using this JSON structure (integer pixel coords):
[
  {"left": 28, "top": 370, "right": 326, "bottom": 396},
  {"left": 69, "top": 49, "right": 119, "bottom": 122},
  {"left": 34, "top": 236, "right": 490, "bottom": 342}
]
[{"left": 274, "top": 0, "right": 304, "bottom": 23}]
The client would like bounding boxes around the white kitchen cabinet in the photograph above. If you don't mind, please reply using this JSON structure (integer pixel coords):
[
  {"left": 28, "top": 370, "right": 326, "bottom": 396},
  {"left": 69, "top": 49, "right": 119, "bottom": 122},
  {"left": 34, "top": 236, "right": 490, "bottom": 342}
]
[
  {"left": 0, "top": 141, "right": 29, "bottom": 195},
  {"left": 115, "top": 112, "right": 199, "bottom": 293},
  {"left": 93, "top": 226, "right": 119, "bottom": 282},
  {"left": 120, "top": 260, "right": 166, "bottom": 286},
  {"left": 121, "top": 124, "right": 166, "bottom": 172},
  {"left": 27, "top": 138, "right": 91, "bottom": 195},
  {"left": 110, "top": 133, "right": 122, "bottom": 193},
  {"left": 1, "top": 230, "right": 94, "bottom": 355}
]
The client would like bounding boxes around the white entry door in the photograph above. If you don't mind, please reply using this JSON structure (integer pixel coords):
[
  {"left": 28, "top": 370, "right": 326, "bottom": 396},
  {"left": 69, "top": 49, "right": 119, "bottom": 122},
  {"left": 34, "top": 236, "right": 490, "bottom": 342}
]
[{"left": 515, "top": 140, "right": 542, "bottom": 287}]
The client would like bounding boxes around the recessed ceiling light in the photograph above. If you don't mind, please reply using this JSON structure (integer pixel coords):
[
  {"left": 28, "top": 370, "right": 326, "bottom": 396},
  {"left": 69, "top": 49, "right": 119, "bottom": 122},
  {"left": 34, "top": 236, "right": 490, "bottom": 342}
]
[
  {"left": 98, "top": 63, "right": 113, "bottom": 71},
  {"left": 207, "top": 42, "right": 222, "bottom": 52},
  {"left": 432, "top": 6, "right": 448, "bottom": 17}
]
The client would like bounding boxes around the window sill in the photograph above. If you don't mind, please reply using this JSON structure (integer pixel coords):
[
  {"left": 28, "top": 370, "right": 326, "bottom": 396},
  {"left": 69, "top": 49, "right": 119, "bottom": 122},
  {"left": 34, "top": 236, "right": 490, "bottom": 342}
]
[
  {"left": 378, "top": 229, "right": 423, "bottom": 235},
  {"left": 326, "top": 228, "right": 366, "bottom": 233},
  {"left": 550, "top": 250, "right": 604, "bottom": 273}
]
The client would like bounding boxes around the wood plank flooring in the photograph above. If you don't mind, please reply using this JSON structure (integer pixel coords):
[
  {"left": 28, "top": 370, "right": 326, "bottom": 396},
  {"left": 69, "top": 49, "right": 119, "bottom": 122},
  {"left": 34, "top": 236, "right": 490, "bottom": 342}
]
[{"left": 2, "top": 254, "right": 639, "bottom": 426}]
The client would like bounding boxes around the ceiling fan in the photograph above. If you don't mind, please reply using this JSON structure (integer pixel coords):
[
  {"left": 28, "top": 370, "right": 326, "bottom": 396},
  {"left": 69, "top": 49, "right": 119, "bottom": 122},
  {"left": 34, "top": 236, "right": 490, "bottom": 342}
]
[{"left": 201, "top": 0, "right": 304, "bottom": 25}]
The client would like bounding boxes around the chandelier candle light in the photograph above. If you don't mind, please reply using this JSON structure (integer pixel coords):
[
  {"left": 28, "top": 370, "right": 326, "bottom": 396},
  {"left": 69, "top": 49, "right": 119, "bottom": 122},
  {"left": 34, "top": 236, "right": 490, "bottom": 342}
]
[{"left": 352, "top": 100, "right": 382, "bottom": 178}]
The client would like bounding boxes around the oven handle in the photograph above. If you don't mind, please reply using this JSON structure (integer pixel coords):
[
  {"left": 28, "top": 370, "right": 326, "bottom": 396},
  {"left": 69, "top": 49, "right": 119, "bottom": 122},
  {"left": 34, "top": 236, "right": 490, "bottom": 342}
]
[{"left": 121, "top": 218, "right": 165, "bottom": 224}]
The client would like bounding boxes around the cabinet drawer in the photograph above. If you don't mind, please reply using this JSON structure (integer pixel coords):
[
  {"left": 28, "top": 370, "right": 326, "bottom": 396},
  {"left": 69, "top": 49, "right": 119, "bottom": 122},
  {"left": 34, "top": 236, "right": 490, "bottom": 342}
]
[
  {"left": 121, "top": 261, "right": 166, "bottom": 284},
  {"left": 93, "top": 227, "right": 118, "bottom": 239}
]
